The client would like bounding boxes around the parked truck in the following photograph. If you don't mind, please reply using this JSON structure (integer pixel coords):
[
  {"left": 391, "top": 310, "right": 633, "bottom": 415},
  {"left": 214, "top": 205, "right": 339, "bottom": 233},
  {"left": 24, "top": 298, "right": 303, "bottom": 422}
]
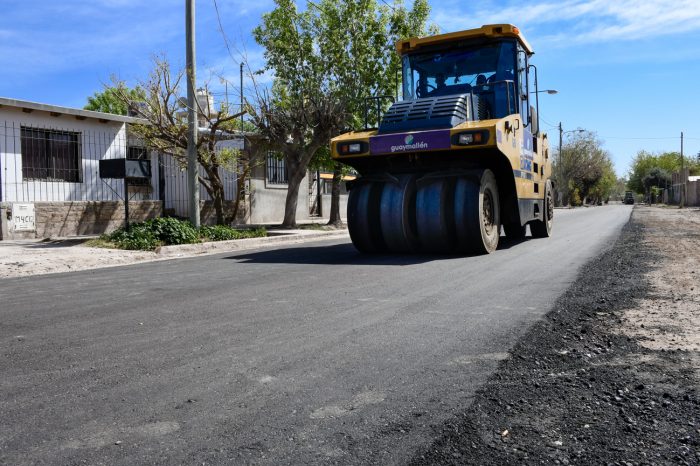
[{"left": 330, "top": 24, "right": 553, "bottom": 254}]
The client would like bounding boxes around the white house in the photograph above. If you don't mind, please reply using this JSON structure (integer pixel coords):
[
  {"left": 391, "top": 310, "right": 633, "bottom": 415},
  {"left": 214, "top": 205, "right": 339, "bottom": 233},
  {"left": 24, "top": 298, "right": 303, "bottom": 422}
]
[
  {"left": 0, "top": 97, "right": 164, "bottom": 239},
  {"left": 0, "top": 96, "right": 344, "bottom": 240}
]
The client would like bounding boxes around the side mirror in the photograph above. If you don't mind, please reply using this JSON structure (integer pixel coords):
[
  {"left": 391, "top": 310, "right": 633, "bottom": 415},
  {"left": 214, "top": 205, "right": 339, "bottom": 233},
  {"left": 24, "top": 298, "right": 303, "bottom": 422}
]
[{"left": 530, "top": 105, "right": 539, "bottom": 135}]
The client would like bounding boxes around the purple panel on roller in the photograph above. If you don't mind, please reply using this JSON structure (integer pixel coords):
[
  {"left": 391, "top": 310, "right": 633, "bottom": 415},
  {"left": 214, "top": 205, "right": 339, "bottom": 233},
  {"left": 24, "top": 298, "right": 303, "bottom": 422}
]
[{"left": 369, "top": 130, "right": 452, "bottom": 155}]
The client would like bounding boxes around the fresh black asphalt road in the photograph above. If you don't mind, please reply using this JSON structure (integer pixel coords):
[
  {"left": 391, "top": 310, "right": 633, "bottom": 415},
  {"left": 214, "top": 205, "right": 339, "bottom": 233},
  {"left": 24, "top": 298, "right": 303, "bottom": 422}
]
[{"left": 1, "top": 205, "right": 632, "bottom": 465}]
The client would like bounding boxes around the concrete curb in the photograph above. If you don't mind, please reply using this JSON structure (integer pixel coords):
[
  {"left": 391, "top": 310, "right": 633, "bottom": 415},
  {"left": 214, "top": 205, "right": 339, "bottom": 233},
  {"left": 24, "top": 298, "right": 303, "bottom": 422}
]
[{"left": 155, "top": 230, "right": 350, "bottom": 258}]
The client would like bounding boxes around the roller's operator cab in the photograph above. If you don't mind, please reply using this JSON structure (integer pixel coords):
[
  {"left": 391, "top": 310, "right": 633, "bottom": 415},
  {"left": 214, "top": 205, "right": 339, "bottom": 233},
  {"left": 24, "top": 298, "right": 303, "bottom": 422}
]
[{"left": 331, "top": 24, "right": 553, "bottom": 254}]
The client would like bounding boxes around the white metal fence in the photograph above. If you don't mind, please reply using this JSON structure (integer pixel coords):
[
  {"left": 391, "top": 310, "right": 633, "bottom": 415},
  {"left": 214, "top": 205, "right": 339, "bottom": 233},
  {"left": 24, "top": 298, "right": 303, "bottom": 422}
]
[
  {"left": 1, "top": 120, "right": 240, "bottom": 219},
  {"left": 0, "top": 120, "right": 157, "bottom": 203}
]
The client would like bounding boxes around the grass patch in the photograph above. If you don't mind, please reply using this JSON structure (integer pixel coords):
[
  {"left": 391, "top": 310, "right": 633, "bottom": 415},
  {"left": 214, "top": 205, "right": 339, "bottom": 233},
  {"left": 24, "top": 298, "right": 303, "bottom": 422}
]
[
  {"left": 84, "top": 238, "right": 119, "bottom": 249},
  {"left": 199, "top": 225, "right": 267, "bottom": 242},
  {"left": 98, "top": 217, "right": 267, "bottom": 251}
]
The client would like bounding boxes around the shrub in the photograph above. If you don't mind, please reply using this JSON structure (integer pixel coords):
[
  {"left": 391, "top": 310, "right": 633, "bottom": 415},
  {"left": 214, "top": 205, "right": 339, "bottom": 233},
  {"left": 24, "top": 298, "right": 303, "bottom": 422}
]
[
  {"left": 146, "top": 217, "right": 200, "bottom": 245},
  {"left": 105, "top": 225, "right": 159, "bottom": 250},
  {"left": 104, "top": 217, "right": 199, "bottom": 250},
  {"left": 103, "top": 218, "right": 266, "bottom": 250}
]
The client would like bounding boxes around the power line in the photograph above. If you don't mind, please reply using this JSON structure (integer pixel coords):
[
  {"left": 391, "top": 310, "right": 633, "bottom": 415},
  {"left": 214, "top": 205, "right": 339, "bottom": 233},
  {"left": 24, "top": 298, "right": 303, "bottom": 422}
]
[
  {"left": 212, "top": 0, "right": 237, "bottom": 64},
  {"left": 601, "top": 136, "right": 695, "bottom": 140},
  {"left": 539, "top": 114, "right": 560, "bottom": 129}
]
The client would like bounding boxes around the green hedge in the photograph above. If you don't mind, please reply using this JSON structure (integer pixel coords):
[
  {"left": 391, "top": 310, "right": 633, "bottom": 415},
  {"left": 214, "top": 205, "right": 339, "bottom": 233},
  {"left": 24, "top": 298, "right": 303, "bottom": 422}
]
[{"left": 101, "top": 218, "right": 266, "bottom": 250}]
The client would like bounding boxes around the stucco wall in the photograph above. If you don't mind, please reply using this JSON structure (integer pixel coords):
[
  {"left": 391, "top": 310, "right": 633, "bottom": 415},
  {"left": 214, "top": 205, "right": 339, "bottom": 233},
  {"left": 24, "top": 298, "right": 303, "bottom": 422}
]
[
  {"left": 319, "top": 194, "right": 349, "bottom": 221},
  {"left": 249, "top": 163, "right": 310, "bottom": 224}
]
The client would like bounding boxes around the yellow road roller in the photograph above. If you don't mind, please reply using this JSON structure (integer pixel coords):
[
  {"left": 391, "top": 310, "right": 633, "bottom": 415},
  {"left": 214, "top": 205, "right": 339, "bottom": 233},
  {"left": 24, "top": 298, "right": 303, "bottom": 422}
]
[{"left": 330, "top": 24, "right": 553, "bottom": 254}]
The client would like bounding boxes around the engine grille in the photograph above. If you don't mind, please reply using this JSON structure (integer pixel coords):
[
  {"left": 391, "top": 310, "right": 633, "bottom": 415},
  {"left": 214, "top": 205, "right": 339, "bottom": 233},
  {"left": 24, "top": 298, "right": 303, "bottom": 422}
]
[{"left": 378, "top": 94, "right": 476, "bottom": 134}]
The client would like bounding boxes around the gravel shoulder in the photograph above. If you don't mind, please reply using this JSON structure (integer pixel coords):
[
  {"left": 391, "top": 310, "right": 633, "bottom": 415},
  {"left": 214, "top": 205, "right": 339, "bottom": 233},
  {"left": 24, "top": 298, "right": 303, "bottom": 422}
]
[{"left": 411, "top": 206, "right": 700, "bottom": 465}]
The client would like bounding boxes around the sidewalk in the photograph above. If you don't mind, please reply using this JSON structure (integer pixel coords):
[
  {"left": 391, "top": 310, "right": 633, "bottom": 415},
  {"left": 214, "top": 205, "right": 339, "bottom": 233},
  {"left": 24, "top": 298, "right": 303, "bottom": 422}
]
[{"left": 0, "top": 227, "right": 349, "bottom": 279}]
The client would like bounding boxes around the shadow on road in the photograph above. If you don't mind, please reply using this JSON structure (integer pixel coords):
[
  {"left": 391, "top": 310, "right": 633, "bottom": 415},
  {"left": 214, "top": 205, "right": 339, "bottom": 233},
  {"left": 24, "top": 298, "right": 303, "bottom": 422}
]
[
  {"left": 227, "top": 243, "right": 440, "bottom": 266},
  {"left": 227, "top": 235, "right": 530, "bottom": 266}
]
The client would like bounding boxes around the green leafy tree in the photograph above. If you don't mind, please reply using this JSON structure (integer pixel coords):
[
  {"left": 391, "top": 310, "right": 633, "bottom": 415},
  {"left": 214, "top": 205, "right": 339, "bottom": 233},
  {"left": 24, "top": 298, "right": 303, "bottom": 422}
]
[
  {"left": 588, "top": 158, "right": 617, "bottom": 204},
  {"left": 642, "top": 167, "right": 671, "bottom": 192},
  {"left": 311, "top": 0, "right": 435, "bottom": 225},
  {"left": 85, "top": 83, "right": 145, "bottom": 115},
  {"left": 553, "top": 131, "right": 614, "bottom": 206},
  {"left": 611, "top": 177, "right": 629, "bottom": 201},
  {"left": 249, "top": 0, "right": 433, "bottom": 227},
  {"left": 627, "top": 150, "right": 699, "bottom": 194}
]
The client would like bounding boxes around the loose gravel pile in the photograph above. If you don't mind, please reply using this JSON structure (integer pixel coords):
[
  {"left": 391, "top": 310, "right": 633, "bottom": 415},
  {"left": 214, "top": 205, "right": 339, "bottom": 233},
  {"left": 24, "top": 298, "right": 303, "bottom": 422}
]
[{"left": 411, "top": 209, "right": 700, "bottom": 465}]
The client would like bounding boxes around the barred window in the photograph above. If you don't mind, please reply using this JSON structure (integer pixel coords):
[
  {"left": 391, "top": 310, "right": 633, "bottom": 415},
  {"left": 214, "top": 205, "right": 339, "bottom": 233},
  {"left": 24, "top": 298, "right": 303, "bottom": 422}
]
[
  {"left": 127, "top": 146, "right": 148, "bottom": 160},
  {"left": 21, "top": 127, "right": 82, "bottom": 182},
  {"left": 126, "top": 146, "right": 151, "bottom": 186},
  {"left": 267, "top": 151, "right": 288, "bottom": 185}
]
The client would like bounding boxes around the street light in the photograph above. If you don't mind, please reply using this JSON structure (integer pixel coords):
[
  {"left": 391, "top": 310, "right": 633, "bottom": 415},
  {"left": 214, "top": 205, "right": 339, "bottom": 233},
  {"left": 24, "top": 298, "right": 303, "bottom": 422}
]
[
  {"left": 558, "top": 122, "right": 585, "bottom": 160},
  {"left": 536, "top": 89, "right": 558, "bottom": 94}
]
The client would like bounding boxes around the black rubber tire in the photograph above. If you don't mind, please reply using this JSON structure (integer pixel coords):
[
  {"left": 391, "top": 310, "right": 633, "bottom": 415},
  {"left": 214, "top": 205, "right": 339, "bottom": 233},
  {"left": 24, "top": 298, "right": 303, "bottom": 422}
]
[
  {"left": 531, "top": 180, "right": 553, "bottom": 238},
  {"left": 415, "top": 177, "right": 456, "bottom": 253},
  {"left": 347, "top": 181, "right": 386, "bottom": 252},
  {"left": 503, "top": 222, "right": 527, "bottom": 239},
  {"left": 379, "top": 175, "right": 420, "bottom": 252},
  {"left": 454, "top": 169, "right": 500, "bottom": 254}
]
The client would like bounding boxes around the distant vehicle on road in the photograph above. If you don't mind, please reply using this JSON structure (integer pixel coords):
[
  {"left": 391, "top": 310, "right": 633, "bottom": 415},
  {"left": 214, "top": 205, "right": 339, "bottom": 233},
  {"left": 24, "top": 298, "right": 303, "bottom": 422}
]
[{"left": 624, "top": 191, "right": 635, "bottom": 205}]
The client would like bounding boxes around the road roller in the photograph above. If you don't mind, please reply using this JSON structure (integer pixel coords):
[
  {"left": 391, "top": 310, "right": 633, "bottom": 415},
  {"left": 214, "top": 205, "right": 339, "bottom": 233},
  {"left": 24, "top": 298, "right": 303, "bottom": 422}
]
[{"left": 330, "top": 24, "right": 553, "bottom": 254}]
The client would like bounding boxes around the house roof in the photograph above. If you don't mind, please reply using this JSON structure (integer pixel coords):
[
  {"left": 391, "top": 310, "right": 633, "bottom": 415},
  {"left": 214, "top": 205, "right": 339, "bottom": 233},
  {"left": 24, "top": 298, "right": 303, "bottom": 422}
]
[{"left": 0, "top": 96, "right": 147, "bottom": 124}]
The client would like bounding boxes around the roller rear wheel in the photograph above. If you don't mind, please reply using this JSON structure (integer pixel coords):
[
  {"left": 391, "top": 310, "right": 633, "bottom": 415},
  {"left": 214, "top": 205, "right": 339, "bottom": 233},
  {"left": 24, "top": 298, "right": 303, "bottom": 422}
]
[
  {"left": 415, "top": 177, "right": 456, "bottom": 253},
  {"left": 380, "top": 175, "right": 420, "bottom": 252},
  {"left": 347, "top": 181, "right": 386, "bottom": 252}
]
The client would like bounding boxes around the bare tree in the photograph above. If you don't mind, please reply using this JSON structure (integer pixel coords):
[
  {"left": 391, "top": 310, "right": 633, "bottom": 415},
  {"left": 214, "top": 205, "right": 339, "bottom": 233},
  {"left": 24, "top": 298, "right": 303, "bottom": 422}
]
[{"left": 112, "top": 58, "right": 255, "bottom": 225}]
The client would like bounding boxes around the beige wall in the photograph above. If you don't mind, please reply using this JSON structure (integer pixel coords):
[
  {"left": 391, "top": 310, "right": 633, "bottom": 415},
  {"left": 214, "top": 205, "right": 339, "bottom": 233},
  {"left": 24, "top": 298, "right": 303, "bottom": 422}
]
[
  {"left": 2, "top": 201, "right": 162, "bottom": 239},
  {"left": 248, "top": 162, "right": 310, "bottom": 225}
]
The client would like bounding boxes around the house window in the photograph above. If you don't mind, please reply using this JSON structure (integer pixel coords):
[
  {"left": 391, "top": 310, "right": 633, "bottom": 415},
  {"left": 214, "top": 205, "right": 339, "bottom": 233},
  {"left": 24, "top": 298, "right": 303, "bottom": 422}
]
[
  {"left": 267, "top": 152, "right": 288, "bottom": 185},
  {"left": 127, "top": 146, "right": 148, "bottom": 160},
  {"left": 21, "top": 127, "right": 82, "bottom": 182},
  {"left": 126, "top": 146, "right": 151, "bottom": 186}
]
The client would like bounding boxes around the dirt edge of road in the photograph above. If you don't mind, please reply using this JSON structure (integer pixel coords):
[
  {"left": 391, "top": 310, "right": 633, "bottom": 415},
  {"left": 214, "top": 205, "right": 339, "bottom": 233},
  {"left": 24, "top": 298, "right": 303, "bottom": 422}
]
[
  {"left": 0, "top": 230, "right": 349, "bottom": 279},
  {"left": 411, "top": 207, "right": 700, "bottom": 465}
]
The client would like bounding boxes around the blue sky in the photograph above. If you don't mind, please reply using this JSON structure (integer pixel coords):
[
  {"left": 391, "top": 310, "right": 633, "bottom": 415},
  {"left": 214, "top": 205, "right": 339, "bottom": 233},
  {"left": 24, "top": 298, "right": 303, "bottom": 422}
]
[{"left": 2, "top": 0, "right": 699, "bottom": 176}]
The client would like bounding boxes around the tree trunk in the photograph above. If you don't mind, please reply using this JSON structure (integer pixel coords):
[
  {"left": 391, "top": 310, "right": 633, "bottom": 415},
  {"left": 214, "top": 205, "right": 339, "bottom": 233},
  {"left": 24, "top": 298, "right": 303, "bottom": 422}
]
[
  {"left": 282, "top": 175, "right": 302, "bottom": 228},
  {"left": 280, "top": 137, "right": 326, "bottom": 228},
  {"left": 203, "top": 164, "right": 226, "bottom": 225},
  {"left": 228, "top": 164, "right": 248, "bottom": 224},
  {"left": 327, "top": 162, "right": 343, "bottom": 227},
  {"left": 282, "top": 157, "right": 306, "bottom": 227},
  {"left": 225, "top": 151, "right": 251, "bottom": 225}
]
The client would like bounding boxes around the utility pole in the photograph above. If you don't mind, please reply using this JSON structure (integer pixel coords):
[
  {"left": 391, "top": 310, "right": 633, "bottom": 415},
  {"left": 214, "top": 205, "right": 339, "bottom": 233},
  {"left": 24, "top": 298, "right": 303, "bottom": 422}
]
[
  {"left": 240, "top": 62, "right": 244, "bottom": 130},
  {"left": 224, "top": 80, "right": 229, "bottom": 111},
  {"left": 680, "top": 131, "right": 685, "bottom": 208},
  {"left": 558, "top": 122, "right": 563, "bottom": 164},
  {"left": 186, "top": 0, "right": 200, "bottom": 227},
  {"left": 558, "top": 122, "right": 563, "bottom": 205}
]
